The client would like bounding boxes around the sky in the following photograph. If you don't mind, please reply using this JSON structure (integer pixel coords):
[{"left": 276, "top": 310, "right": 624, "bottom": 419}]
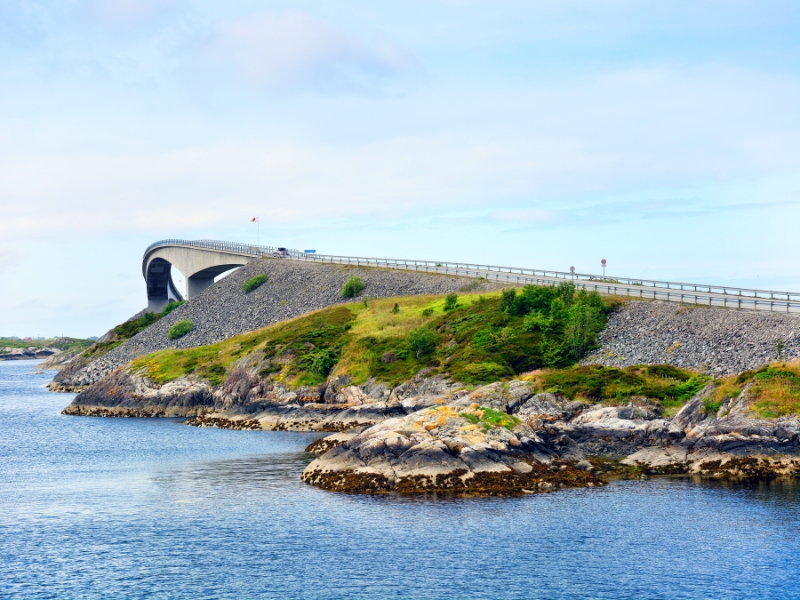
[{"left": 2, "top": 1, "right": 800, "bottom": 338}]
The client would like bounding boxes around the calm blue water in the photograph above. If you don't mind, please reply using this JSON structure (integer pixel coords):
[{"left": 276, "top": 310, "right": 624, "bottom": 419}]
[{"left": 2, "top": 360, "right": 800, "bottom": 599}]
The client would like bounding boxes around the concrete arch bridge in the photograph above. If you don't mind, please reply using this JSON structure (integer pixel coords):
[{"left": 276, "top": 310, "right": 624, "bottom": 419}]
[
  {"left": 143, "top": 240, "right": 284, "bottom": 312},
  {"left": 143, "top": 240, "right": 800, "bottom": 314}
]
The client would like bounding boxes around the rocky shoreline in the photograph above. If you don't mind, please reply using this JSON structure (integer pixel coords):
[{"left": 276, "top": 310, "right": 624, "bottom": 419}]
[
  {"left": 50, "top": 268, "right": 800, "bottom": 496},
  {"left": 1, "top": 347, "right": 59, "bottom": 361},
  {"left": 299, "top": 379, "right": 800, "bottom": 495},
  {"left": 61, "top": 356, "right": 800, "bottom": 495}
]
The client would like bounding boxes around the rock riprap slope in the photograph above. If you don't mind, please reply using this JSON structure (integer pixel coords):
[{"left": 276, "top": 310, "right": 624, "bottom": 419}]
[
  {"left": 583, "top": 301, "right": 800, "bottom": 375},
  {"left": 55, "top": 258, "right": 499, "bottom": 391}
]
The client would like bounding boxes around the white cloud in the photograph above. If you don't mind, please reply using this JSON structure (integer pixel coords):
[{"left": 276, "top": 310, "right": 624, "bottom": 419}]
[{"left": 203, "top": 11, "right": 417, "bottom": 92}]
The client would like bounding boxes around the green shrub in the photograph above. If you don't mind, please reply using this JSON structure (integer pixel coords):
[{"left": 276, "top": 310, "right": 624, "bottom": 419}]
[
  {"left": 537, "top": 365, "right": 710, "bottom": 403},
  {"left": 391, "top": 303, "right": 400, "bottom": 314},
  {"left": 341, "top": 276, "right": 366, "bottom": 298},
  {"left": 422, "top": 308, "right": 434, "bottom": 317},
  {"left": 298, "top": 348, "right": 340, "bottom": 376},
  {"left": 243, "top": 274, "right": 268, "bottom": 293},
  {"left": 160, "top": 300, "right": 185, "bottom": 317},
  {"left": 407, "top": 327, "right": 438, "bottom": 359},
  {"left": 115, "top": 312, "right": 158, "bottom": 339},
  {"left": 168, "top": 320, "right": 193, "bottom": 340},
  {"left": 444, "top": 293, "right": 459, "bottom": 311}
]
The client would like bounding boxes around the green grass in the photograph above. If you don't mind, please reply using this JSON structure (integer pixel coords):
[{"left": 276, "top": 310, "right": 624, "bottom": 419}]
[
  {"left": 126, "top": 288, "right": 800, "bottom": 420},
  {"left": 83, "top": 301, "right": 191, "bottom": 359},
  {"left": 746, "top": 363, "right": 800, "bottom": 418},
  {"left": 168, "top": 320, "right": 193, "bottom": 340},
  {"left": 132, "top": 286, "right": 620, "bottom": 390},
  {"left": 460, "top": 406, "right": 521, "bottom": 430},
  {"left": 243, "top": 274, "right": 268, "bottom": 293},
  {"left": 133, "top": 306, "right": 355, "bottom": 387},
  {"left": 532, "top": 365, "right": 711, "bottom": 409}
]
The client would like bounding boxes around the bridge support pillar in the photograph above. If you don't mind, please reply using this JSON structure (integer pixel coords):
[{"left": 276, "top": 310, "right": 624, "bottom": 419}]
[
  {"left": 187, "top": 275, "right": 215, "bottom": 299},
  {"left": 148, "top": 296, "right": 170, "bottom": 314}
]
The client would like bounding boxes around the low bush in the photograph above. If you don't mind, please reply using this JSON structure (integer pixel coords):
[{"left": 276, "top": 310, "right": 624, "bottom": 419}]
[
  {"left": 407, "top": 327, "right": 438, "bottom": 359},
  {"left": 115, "top": 312, "right": 158, "bottom": 339},
  {"left": 444, "top": 293, "right": 459, "bottom": 311},
  {"left": 341, "top": 276, "right": 366, "bottom": 298},
  {"left": 534, "top": 365, "right": 710, "bottom": 405},
  {"left": 160, "top": 300, "right": 185, "bottom": 317},
  {"left": 168, "top": 320, "right": 193, "bottom": 340},
  {"left": 243, "top": 274, "right": 268, "bottom": 293}
]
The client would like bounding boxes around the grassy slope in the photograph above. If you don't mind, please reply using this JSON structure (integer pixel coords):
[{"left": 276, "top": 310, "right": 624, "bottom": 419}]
[
  {"left": 707, "top": 361, "right": 800, "bottom": 418},
  {"left": 131, "top": 292, "right": 726, "bottom": 413},
  {"left": 82, "top": 301, "right": 185, "bottom": 360}
]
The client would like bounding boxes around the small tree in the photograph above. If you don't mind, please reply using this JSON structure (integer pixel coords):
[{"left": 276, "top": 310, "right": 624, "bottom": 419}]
[
  {"left": 391, "top": 303, "right": 400, "bottom": 314},
  {"left": 341, "top": 276, "right": 366, "bottom": 298},
  {"left": 407, "top": 327, "right": 437, "bottom": 360},
  {"left": 444, "top": 293, "right": 458, "bottom": 311}
]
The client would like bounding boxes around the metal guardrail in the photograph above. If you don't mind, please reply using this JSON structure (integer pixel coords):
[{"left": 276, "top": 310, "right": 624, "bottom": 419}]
[{"left": 143, "top": 239, "right": 800, "bottom": 313}]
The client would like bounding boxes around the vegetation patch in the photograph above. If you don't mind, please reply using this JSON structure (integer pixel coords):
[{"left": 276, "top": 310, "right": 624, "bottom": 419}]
[
  {"left": 460, "top": 405, "right": 521, "bottom": 430},
  {"left": 340, "top": 276, "right": 366, "bottom": 298},
  {"left": 532, "top": 364, "right": 710, "bottom": 409},
  {"left": 444, "top": 293, "right": 459, "bottom": 311},
  {"left": 131, "top": 285, "right": 630, "bottom": 391},
  {"left": 159, "top": 300, "right": 185, "bottom": 317},
  {"left": 83, "top": 302, "right": 186, "bottom": 359},
  {"left": 134, "top": 306, "right": 355, "bottom": 387},
  {"left": 747, "top": 363, "right": 800, "bottom": 418},
  {"left": 0, "top": 336, "right": 93, "bottom": 352},
  {"left": 168, "top": 320, "right": 193, "bottom": 340},
  {"left": 243, "top": 274, "right": 268, "bottom": 293}
]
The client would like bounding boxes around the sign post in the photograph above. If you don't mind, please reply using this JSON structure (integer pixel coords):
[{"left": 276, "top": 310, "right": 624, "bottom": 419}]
[{"left": 601, "top": 258, "right": 606, "bottom": 277}]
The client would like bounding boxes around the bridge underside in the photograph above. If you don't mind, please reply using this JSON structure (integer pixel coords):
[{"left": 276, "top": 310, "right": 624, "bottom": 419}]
[
  {"left": 187, "top": 264, "right": 245, "bottom": 298},
  {"left": 146, "top": 258, "right": 184, "bottom": 313},
  {"left": 143, "top": 246, "right": 254, "bottom": 313}
]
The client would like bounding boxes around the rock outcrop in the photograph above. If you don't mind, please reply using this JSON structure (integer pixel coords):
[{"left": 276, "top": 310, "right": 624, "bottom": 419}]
[
  {"left": 301, "top": 401, "right": 604, "bottom": 495},
  {"left": 301, "top": 378, "right": 800, "bottom": 495},
  {"left": 63, "top": 356, "right": 465, "bottom": 430},
  {"left": 0, "top": 347, "right": 59, "bottom": 361}
]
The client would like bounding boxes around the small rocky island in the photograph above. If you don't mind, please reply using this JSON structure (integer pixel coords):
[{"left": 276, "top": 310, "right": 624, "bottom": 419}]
[{"left": 54, "top": 258, "right": 800, "bottom": 495}]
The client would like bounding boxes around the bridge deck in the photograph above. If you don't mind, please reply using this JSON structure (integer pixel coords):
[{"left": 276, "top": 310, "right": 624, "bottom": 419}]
[{"left": 142, "top": 240, "right": 800, "bottom": 314}]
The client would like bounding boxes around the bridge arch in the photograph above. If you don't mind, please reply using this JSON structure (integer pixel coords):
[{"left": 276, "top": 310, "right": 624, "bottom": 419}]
[{"left": 142, "top": 243, "right": 258, "bottom": 312}]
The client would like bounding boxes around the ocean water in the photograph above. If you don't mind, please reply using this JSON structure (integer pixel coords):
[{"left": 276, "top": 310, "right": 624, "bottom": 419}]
[{"left": 2, "top": 360, "right": 800, "bottom": 600}]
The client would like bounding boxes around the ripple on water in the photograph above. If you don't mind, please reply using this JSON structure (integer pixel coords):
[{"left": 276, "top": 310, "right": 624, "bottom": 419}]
[{"left": 1, "top": 360, "right": 800, "bottom": 599}]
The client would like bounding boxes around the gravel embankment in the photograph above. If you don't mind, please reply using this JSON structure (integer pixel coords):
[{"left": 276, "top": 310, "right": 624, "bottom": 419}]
[
  {"left": 583, "top": 300, "right": 800, "bottom": 374},
  {"left": 58, "top": 258, "right": 499, "bottom": 389}
]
